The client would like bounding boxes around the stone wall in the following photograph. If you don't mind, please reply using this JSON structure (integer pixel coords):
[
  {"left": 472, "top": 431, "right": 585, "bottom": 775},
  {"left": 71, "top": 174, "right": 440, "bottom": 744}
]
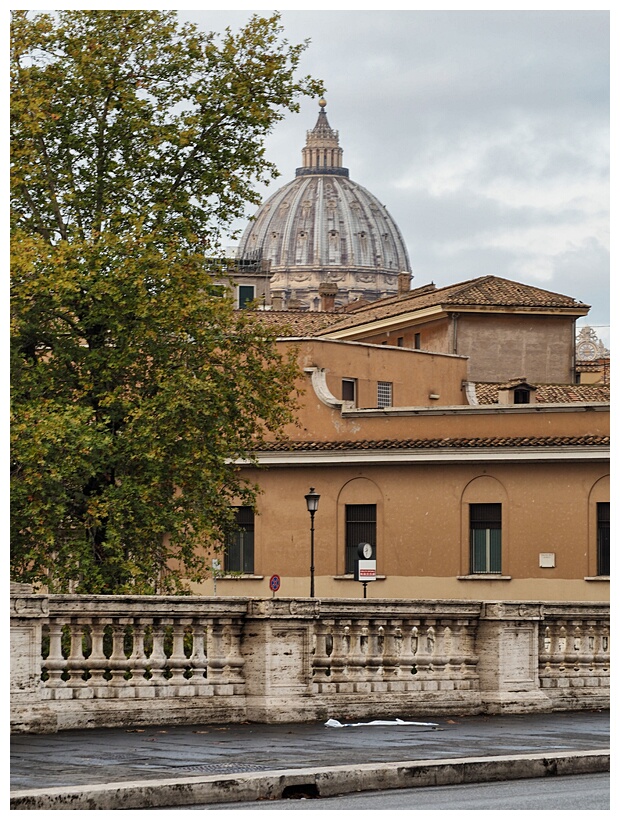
[{"left": 10, "top": 590, "right": 609, "bottom": 734}]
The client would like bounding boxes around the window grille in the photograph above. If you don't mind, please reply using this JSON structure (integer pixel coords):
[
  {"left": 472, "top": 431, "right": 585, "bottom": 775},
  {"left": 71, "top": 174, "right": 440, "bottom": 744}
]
[{"left": 377, "top": 381, "right": 392, "bottom": 408}]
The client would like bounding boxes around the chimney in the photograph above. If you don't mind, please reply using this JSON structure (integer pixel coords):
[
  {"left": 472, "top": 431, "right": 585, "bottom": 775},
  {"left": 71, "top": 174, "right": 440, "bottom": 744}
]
[
  {"left": 398, "top": 272, "right": 412, "bottom": 296},
  {"left": 271, "top": 290, "right": 285, "bottom": 311},
  {"left": 319, "top": 282, "right": 338, "bottom": 312}
]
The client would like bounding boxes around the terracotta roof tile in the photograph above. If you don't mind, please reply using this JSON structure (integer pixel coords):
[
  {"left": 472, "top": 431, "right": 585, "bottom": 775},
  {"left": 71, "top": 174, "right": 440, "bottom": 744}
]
[
  {"left": 474, "top": 382, "right": 610, "bottom": 404},
  {"left": 322, "top": 276, "right": 590, "bottom": 333},
  {"left": 258, "top": 435, "right": 608, "bottom": 453},
  {"left": 239, "top": 310, "right": 344, "bottom": 335}
]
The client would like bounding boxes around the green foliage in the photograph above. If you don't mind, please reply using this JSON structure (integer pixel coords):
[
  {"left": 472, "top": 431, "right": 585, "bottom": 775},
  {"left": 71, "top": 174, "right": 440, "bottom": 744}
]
[{"left": 11, "top": 10, "right": 320, "bottom": 593}]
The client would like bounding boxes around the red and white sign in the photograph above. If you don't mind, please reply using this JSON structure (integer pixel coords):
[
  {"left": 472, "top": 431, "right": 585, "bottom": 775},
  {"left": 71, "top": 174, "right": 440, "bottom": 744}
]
[{"left": 356, "top": 560, "right": 377, "bottom": 581}]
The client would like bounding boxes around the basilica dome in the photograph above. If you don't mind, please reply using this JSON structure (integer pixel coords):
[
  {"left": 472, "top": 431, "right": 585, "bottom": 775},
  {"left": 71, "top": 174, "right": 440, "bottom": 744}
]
[{"left": 237, "top": 100, "right": 412, "bottom": 311}]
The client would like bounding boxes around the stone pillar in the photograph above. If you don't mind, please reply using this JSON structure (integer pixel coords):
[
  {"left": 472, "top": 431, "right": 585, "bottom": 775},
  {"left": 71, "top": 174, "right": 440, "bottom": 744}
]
[
  {"left": 242, "top": 598, "right": 320, "bottom": 722},
  {"left": 476, "top": 602, "right": 552, "bottom": 713},
  {"left": 10, "top": 584, "right": 56, "bottom": 732}
]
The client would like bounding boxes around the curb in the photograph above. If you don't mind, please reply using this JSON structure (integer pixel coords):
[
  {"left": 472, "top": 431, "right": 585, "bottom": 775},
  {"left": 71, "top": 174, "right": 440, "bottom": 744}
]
[{"left": 10, "top": 750, "right": 609, "bottom": 810}]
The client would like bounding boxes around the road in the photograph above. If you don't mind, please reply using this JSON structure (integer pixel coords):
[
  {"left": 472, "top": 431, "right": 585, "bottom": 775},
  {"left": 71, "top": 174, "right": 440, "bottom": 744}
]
[{"left": 172, "top": 773, "right": 610, "bottom": 811}]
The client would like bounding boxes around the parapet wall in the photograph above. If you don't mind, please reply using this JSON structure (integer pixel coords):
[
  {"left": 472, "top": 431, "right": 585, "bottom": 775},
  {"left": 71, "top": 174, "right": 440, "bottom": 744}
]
[{"left": 10, "top": 590, "right": 609, "bottom": 733}]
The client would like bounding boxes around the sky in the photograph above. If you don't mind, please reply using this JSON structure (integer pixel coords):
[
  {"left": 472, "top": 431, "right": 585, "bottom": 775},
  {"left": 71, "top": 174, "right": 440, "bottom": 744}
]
[{"left": 176, "top": 6, "right": 610, "bottom": 348}]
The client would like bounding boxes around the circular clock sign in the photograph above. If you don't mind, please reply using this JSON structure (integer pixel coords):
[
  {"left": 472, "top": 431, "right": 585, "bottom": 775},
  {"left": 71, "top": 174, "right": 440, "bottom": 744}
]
[{"left": 358, "top": 542, "right": 373, "bottom": 559}]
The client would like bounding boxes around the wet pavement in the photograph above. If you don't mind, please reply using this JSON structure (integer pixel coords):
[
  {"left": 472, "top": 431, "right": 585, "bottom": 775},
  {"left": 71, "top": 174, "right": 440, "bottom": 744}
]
[{"left": 10, "top": 710, "right": 609, "bottom": 792}]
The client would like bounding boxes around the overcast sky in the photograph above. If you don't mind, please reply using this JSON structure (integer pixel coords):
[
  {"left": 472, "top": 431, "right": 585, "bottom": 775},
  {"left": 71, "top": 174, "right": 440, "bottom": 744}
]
[{"left": 177, "top": 7, "right": 610, "bottom": 347}]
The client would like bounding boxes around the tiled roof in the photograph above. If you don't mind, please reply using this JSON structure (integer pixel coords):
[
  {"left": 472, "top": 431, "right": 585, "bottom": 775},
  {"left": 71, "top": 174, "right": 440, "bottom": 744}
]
[
  {"left": 474, "top": 382, "right": 610, "bottom": 404},
  {"left": 322, "top": 276, "right": 590, "bottom": 333},
  {"left": 240, "top": 310, "right": 344, "bottom": 336},
  {"left": 258, "top": 435, "right": 608, "bottom": 452}
]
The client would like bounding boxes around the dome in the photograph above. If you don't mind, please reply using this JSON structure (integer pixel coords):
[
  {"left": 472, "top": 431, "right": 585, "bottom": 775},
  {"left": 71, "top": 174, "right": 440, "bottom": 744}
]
[{"left": 237, "top": 101, "right": 412, "bottom": 310}]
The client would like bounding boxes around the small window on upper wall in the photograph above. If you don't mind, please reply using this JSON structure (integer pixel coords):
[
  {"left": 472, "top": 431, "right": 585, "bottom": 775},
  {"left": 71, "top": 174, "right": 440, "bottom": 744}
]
[
  {"left": 342, "top": 378, "right": 356, "bottom": 404},
  {"left": 397, "top": 337, "right": 404, "bottom": 347},
  {"left": 513, "top": 388, "right": 531, "bottom": 404},
  {"left": 414, "top": 333, "right": 421, "bottom": 350},
  {"left": 377, "top": 381, "right": 392, "bottom": 408}
]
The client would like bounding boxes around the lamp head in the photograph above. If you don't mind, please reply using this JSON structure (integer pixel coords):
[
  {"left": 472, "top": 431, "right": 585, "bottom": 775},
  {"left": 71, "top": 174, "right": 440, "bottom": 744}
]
[{"left": 305, "top": 487, "right": 320, "bottom": 513}]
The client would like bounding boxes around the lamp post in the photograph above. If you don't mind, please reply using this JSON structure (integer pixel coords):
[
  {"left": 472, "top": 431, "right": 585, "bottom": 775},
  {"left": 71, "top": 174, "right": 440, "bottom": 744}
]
[{"left": 305, "top": 487, "right": 320, "bottom": 597}]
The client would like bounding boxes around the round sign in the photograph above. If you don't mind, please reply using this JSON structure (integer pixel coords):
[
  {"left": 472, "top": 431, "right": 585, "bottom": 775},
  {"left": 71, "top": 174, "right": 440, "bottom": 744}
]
[
  {"left": 269, "top": 574, "right": 281, "bottom": 592},
  {"left": 358, "top": 542, "right": 373, "bottom": 559}
]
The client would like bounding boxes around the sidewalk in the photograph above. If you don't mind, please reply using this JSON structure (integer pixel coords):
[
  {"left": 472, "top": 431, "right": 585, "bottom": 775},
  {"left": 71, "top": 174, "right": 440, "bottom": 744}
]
[{"left": 10, "top": 710, "right": 610, "bottom": 809}]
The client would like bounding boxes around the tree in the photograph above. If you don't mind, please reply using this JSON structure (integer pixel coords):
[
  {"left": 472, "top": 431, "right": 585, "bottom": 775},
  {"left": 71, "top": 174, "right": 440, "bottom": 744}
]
[{"left": 10, "top": 10, "right": 322, "bottom": 593}]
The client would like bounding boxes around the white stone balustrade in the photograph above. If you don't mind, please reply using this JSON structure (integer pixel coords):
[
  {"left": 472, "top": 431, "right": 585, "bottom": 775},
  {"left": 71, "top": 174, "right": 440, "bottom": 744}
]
[{"left": 10, "top": 590, "right": 609, "bottom": 733}]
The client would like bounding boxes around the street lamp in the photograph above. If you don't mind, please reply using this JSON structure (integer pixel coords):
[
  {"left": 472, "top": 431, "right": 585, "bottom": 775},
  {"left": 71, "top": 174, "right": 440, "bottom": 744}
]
[{"left": 305, "top": 487, "right": 320, "bottom": 597}]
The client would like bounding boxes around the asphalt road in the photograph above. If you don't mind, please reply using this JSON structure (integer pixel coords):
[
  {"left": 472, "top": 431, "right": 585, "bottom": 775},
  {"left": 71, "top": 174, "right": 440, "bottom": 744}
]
[{"left": 174, "top": 773, "right": 610, "bottom": 811}]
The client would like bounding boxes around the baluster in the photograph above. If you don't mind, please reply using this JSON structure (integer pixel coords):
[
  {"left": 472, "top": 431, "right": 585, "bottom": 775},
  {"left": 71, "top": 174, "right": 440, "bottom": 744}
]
[
  {"left": 167, "top": 619, "right": 191, "bottom": 689},
  {"left": 189, "top": 621, "right": 208, "bottom": 694},
  {"left": 87, "top": 619, "right": 111, "bottom": 694},
  {"left": 329, "top": 622, "right": 351, "bottom": 689},
  {"left": 365, "top": 621, "right": 384, "bottom": 687},
  {"left": 311, "top": 619, "right": 333, "bottom": 688},
  {"left": 65, "top": 620, "right": 88, "bottom": 696},
  {"left": 397, "top": 620, "right": 417, "bottom": 688},
  {"left": 128, "top": 619, "right": 151, "bottom": 696},
  {"left": 44, "top": 619, "right": 67, "bottom": 689},
  {"left": 108, "top": 620, "right": 130, "bottom": 691},
  {"left": 381, "top": 621, "right": 400, "bottom": 687},
  {"left": 148, "top": 620, "right": 170, "bottom": 687},
  {"left": 206, "top": 619, "right": 228, "bottom": 691},
  {"left": 347, "top": 621, "right": 370, "bottom": 690},
  {"left": 414, "top": 623, "right": 435, "bottom": 688},
  {"left": 451, "top": 620, "right": 478, "bottom": 687}
]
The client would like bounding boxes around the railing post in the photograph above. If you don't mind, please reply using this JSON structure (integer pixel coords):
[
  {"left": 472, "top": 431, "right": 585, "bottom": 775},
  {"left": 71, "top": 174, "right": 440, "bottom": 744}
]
[
  {"left": 10, "top": 583, "right": 54, "bottom": 733},
  {"left": 477, "top": 602, "right": 551, "bottom": 713}
]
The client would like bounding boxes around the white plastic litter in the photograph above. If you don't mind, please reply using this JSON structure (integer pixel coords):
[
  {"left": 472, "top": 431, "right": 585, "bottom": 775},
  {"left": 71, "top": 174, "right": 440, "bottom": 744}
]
[{"left": 324, "top": 718, "right": 438, "bottom": 728}]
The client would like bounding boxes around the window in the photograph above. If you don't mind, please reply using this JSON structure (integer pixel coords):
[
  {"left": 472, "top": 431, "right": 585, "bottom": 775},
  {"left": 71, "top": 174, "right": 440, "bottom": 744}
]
[
  {"left": 225, "top": 507, "right": 254, "bottom": 573},
  {"left": 414, "top": 333, "right": 421, "bottom": 350},
  {"left": 470, "top": 504, "right": 502, "bottom": 574},
  {"left": 513, "top": 388, "right": 530, "bottom": 404},
  {"left": 238, "top": 285, "right": 255, "bottom": 309},
  {"left": 345, "top": 505, "right": 376, "bottom": 573},
  {"left": 377, "top": 381, "right": 392, "bottom": 408},
  {"left": 597, "top": 502, "right": 609, "bottom": 575},
  {"left": 342, "top": 378, "right": 356, "bottom": 404},
  {"left": 397, "top": 337, "right": 404, "bottom": 347}
]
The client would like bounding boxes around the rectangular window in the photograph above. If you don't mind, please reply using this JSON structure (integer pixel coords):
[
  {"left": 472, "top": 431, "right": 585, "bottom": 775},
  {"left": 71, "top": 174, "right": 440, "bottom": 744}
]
[
  {"left": 414, "top": 333, "right": 421, "bottom": 350},
  {"left": 377, "top": 381, "right": 392, "bottom": 408},
  {"left": 238, "top": 285, "right": 255, "bottom": 309},
  {"left": 225, "top": 506, "right": 254, "bottom": 574},
  {"left": 470, "top": 503, "right": 502, "bottom": 574},
  {"left": 342, "top": 378, "right": 356, "bottom": 404},
  {"left": 597, "top": 502, "right": 610, "bottom": 575},
  {"left": 397, "top": 336, "right": 404, "bottom": 347},
  {"left": 345, "top": 504, "right": 376, "bottom": 574}
]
